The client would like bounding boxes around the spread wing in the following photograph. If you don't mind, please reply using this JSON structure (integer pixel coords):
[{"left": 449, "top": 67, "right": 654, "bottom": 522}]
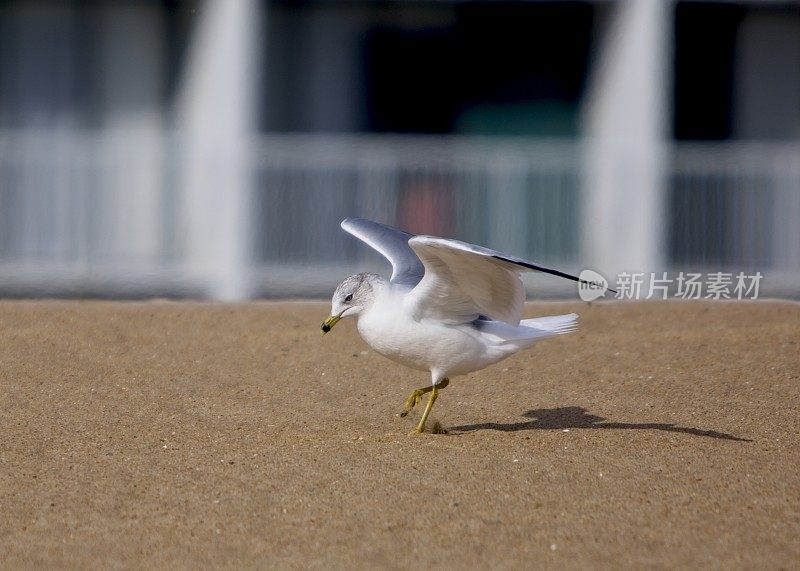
[
  {"left": 405, "top": 236, "right": 589, "bottom": 326},
  {"left": 340, "top": 218, "right": 425, "bottom": 287}
]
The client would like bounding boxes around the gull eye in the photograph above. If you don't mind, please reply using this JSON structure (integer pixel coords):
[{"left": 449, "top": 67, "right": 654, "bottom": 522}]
[{"left": 344, "top": 294, "right": 353, "bottom": 303}]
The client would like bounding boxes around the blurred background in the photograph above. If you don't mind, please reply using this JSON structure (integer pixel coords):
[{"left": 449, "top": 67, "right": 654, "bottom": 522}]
[{"left": 0, "top": 0, "right": 798, "bottom": 299}]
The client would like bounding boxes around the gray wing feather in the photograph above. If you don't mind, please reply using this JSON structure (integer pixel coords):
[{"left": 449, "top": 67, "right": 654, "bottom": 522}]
[
  {"left": 429, "top": 238, "right": 616, "bottom": 293},
  {"left": 340, "top": 218, "right": 425, "bottom": 287}
]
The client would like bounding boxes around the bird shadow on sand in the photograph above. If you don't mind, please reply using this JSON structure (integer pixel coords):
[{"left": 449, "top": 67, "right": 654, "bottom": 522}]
[{"left": 448, "top": 406, "right": 752, "bottom": 442}]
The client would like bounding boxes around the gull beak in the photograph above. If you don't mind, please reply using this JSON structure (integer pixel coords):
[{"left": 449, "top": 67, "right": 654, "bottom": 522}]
[{"left": 321, "top": 313, "right": 343, "bottom": 335}]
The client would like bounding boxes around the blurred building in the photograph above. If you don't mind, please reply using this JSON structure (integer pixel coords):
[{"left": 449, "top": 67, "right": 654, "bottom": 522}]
[{"left": 0, "top": 0, "right": 798, "bottom": 299}]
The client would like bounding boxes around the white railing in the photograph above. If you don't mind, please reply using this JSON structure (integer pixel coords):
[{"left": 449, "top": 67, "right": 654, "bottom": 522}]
[
  {"left": 250, "top": 135, "right": 582, "bottom": 296},
  {"left": 0, "top": 131, "right": 798, "bottom": 298},
  {"left": 671, "top": 142, "right": 800, "bottom": 268}
]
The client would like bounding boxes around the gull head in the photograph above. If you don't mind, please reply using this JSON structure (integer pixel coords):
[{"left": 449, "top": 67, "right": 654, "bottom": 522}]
[{"left": 321, "top": 273, "right": 381, "bottom": 334}]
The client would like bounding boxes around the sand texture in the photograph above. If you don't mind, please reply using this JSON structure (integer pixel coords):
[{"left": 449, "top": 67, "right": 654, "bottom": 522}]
[{"left": 1, "top": 300, "right": 798, "bottom": 569}]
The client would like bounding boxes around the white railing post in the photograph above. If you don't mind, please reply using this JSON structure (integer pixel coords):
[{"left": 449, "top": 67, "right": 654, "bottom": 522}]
[
  {"left": 581, "top": 0, "right": 670, "bottom": 279},
  {"left": 176, "top": 0, "right": 262, "bottom": 300}
]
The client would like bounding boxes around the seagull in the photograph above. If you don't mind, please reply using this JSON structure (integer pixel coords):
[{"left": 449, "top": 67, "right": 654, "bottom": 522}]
[{"left": 322, "top": 218, "right": 610, "bottom": 434}]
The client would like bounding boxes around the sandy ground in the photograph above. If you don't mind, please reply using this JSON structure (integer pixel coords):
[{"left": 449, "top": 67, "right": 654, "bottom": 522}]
[{"left": 0, "top": 300, "right": 798, "bottom": 569}]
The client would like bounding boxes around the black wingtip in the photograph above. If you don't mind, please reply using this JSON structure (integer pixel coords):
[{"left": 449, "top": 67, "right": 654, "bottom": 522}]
[{"left": 490, "top": 254, "right": 618, "bottom": 296}]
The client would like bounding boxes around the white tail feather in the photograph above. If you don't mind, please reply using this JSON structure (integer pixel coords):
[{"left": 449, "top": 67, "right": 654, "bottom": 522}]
[
  {"left": 521, "top": 313, "right": 579, "bottom": 335},
  {"left": 473, "top": 313, "right": 579, "bottom": 349}
]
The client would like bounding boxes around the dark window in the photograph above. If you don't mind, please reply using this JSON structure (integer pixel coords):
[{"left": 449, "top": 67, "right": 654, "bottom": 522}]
[{"left": 673, "top": 2, "right": 746, "bottom": 140}]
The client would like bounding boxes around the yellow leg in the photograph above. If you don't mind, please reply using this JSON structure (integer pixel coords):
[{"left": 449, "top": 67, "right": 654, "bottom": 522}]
[
  {"left": 400, "top": 378, "right": 449, "bottom": 417},
  {"left": 412, "top": 386, "right": 439, "bottom": 434}
]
